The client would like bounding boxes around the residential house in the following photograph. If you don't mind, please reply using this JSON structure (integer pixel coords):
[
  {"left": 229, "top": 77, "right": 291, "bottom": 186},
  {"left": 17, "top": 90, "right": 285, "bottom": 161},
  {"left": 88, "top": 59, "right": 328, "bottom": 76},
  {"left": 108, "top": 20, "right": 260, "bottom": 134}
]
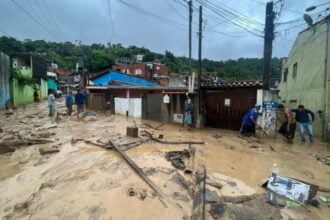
[
  {"left": 87, "top": 70, "right": 193, "bottom": 123},
  {"left": 11, "top": 54, "right": 48, "bottom": 106},
  {"left": 57, "top": 72, "right": 81, "bottom": 94},
  {"left": 0, "top": 52, "right": 10, "bottom": 109},
  {"left": 277, "top": 15, "right": 330, "bottom": 141},
  {"left": 113, "top": 62, "right": 169, "bottom": 80}
]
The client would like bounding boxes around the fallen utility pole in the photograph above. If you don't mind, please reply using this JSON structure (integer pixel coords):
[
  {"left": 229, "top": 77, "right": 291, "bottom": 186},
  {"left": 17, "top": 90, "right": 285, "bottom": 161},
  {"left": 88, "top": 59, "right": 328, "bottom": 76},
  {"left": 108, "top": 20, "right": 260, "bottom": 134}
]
[
  {"left": 109, "top": 140, "right": 165, "bottom": 199},
  {"left": 192, "top": 165, "right": 206, "bottom": 220},
  {"left": 142, "top": 130, "right": 205, "bottom": 145}
]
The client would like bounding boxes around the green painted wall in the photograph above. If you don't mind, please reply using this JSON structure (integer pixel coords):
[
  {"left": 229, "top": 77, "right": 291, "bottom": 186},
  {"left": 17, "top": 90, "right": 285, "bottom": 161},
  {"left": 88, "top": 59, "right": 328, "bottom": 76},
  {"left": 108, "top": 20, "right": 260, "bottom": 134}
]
[
  {"left": 40, "top": 78, "right": 48, "bottom": 99},
  {"left": 11, "top": 78, "right": 34, "bottom": 106},
  {"left": 11, "top": 56, "right": 34, "bottom": 106},
  {"left": 278, "top": 19, "right": 330, "bottom": 140},
  {"left": 47, "top": 79, "right": 58, "bottom": 91}
]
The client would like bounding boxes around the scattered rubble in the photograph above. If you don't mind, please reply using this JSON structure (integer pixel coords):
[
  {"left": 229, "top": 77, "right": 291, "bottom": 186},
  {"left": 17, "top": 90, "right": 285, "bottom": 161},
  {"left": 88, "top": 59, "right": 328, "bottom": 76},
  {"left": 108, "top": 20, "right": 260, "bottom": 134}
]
[
  {"left": 39, "top": 146, "right": 60, "bottom": 155},
  {"left": 316, "top": 155, "right": 330, "bottom": 166},
  {"left": 165, "top": 150, "right": 190, "bottom": 170}
]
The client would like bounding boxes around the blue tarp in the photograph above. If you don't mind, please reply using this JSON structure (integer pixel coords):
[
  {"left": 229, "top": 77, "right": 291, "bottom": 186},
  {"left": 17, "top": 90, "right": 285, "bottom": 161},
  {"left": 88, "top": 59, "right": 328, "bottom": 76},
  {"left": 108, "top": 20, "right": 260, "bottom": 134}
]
[{"left": 91, "top": 71, "right": 158, "bottom": 87}]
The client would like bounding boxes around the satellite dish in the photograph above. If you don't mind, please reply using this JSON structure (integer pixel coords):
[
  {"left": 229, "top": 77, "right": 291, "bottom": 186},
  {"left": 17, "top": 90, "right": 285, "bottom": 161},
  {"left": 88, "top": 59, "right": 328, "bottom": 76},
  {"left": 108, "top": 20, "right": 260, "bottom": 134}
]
[{"left": 303, "top": 14, "right": 313, "bottom": 26}]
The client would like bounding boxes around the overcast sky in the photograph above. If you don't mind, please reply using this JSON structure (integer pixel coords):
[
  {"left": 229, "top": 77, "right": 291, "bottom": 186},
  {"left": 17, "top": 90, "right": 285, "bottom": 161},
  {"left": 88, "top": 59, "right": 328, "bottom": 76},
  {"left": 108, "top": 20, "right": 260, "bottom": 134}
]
[{"left": 0, "top": 0, "right": 328, "bottom": 60}]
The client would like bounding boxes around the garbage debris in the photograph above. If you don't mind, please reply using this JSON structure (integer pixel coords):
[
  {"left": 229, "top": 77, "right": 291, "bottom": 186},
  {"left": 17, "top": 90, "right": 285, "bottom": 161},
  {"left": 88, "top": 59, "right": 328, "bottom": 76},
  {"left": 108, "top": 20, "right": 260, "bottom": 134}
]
[
  {"left": 126, "top": 126, "right": 138, "bottom": 138},
  {"left": 127, "top": 188, "right": 148, "bottom": 201},
  {"left": 319, "top": 196, "right": 330, "bottom": 203},
  {"left": 266, "top": 172, "right": 319, "bottom": 206},
  {"left": 165, "top": 150, "right": 190, "bottom": 170},
  {"left": 209, "top": 204, "right": 226, "bottom": 219},
  {"left": 316, "top": 156, "right": 330, "bottom": 166}
]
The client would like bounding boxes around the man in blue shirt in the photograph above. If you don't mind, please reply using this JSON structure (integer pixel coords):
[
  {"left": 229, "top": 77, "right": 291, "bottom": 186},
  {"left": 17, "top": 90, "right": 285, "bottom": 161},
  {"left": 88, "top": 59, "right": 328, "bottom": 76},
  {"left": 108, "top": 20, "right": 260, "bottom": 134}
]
[
  {"left": 240, "top": 104, "right": 261, "bottom": 136},
  {"left": 291, "top": 105, "right": 315, "bottom": 143},
  {"left": 75, "top": 89, "right": 86, "bottom": 115},
  {"left": 65, "top": 91, "right": 75, "bottom": 116}
]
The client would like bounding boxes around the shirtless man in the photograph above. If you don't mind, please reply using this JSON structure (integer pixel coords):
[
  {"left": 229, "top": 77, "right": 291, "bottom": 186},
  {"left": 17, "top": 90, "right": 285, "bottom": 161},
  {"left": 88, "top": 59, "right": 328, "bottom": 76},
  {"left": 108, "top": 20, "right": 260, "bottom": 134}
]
[{"left": 278, "top": 104, "right": 296, "bottom": 144}]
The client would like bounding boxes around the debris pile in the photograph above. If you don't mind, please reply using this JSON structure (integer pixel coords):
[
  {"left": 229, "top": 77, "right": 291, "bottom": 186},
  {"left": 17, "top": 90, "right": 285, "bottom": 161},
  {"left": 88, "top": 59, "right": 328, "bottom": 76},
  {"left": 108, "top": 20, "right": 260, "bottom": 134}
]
[{"left": 165, "top": 150, "right": 190, "bottom": 170}]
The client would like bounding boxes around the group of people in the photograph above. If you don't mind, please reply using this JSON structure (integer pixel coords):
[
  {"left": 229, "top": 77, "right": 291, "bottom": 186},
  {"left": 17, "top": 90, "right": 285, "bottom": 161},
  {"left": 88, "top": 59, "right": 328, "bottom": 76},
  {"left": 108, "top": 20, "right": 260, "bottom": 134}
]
[
  {"left": 240, "top": 104, "right": 315, "bottom": 144},
  {"left": 48, "top": 89, "right": 86, "bottom": 117}
]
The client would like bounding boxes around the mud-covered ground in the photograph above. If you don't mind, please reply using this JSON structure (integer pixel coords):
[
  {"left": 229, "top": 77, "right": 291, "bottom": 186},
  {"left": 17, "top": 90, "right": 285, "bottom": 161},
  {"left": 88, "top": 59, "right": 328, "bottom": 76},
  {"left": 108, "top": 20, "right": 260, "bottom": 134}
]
[{"left": 0, "top": 100, "right": 329, "bottom": 219}]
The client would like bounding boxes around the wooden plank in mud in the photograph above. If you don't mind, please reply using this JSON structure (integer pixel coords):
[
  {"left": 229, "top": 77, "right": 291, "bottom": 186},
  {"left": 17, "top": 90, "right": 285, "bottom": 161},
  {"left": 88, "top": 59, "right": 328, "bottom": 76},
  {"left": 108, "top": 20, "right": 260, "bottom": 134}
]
[
  {"left": 192, "top": 165, "right": 206, "bottom": 220},
  {"left": 109, "top": 140, "right": 165, "bottom": 199}
]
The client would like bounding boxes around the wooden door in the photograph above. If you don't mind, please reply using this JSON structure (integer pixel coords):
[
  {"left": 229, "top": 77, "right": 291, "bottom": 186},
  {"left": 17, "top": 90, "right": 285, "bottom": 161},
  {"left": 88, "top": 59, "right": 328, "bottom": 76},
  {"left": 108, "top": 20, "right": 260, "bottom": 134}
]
[{"left": 204, "top": 88, "right": 257, "bottom": 130}]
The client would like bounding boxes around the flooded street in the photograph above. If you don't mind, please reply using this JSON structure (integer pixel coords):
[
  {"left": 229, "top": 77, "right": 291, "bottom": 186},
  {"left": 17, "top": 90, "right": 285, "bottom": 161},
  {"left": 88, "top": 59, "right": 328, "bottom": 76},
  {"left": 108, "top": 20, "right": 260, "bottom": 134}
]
[{"left": 0, "top": 100, "right": 329, "bottom": 219}]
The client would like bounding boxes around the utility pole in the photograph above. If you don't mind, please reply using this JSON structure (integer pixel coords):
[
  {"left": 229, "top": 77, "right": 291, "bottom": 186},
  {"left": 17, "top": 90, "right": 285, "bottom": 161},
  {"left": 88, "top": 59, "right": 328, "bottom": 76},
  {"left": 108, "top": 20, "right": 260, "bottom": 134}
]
[
  {"left": 188, "top": 0, "right": 193, "bottom": 76},
  {"left": 262, "top": 1, "right": 275, "bottom": 90},
  {"left": 198, "top": 5, "right": 202, "bottom": 90},
  {"left": 198, "top": 5, "right": 203, "bottom": 128}
]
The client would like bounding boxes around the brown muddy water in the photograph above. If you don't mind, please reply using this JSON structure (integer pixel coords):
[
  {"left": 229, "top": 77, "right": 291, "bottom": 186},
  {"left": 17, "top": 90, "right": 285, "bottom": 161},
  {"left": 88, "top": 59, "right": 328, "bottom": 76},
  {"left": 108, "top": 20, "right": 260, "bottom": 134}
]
[{"left": 0, "top": 100, "right": 329, "bottom": 219}]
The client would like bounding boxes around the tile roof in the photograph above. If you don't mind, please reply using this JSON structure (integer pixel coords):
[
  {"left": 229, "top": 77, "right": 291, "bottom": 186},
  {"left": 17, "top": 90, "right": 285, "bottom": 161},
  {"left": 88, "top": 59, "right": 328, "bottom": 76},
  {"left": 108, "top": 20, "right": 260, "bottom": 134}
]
[{"left": 202, "top": 80, "right": 263, "bottom": 88}]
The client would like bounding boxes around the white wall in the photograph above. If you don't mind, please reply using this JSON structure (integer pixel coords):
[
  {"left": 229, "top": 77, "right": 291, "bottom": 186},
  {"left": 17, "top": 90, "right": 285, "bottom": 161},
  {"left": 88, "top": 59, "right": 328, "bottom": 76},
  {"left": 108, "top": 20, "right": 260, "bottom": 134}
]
[{"left": 114, "top": 98, "right": 142, "bottom": 118}]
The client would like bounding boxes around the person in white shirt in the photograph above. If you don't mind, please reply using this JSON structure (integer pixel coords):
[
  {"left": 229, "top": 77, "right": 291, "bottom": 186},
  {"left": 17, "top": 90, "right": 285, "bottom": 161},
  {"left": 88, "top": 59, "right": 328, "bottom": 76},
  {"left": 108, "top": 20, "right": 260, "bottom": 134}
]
[{"left": 48, "top": 91, "right": 56, "bottom": 117}]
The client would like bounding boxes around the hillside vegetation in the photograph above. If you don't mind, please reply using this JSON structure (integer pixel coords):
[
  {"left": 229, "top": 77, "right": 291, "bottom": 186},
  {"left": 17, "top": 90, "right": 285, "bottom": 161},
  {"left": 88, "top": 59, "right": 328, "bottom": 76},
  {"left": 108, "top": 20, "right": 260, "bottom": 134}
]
[{"left": 0, "top": 36, "right": 283, "bottom": 81}]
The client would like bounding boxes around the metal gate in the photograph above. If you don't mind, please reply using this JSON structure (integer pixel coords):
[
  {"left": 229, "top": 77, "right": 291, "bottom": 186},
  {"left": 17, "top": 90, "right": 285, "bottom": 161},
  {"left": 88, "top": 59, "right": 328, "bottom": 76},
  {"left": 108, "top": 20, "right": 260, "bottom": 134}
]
[{"left": 204, "top": 88, "right": 257, "bottom": 130}]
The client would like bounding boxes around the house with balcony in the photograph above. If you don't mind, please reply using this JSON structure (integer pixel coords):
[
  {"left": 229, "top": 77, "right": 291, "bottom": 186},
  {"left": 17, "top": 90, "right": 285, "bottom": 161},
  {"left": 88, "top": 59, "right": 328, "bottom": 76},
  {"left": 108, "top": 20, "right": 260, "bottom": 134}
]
[{"left": 11, "top": 54, "right": 48, "bottom": 106}]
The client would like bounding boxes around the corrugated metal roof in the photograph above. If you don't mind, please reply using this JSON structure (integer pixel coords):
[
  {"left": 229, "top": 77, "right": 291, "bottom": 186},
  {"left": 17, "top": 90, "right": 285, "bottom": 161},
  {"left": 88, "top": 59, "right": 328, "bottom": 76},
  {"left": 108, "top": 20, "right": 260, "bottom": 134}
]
[
  {"left": 86, "top": 85, "right": 188, "bottom": 91},
  {"left": 202, "top": 80, "right": 263, "bottom": 88},
  {"left": 91, "top": 71, "right": 158, "bottom": 87}
]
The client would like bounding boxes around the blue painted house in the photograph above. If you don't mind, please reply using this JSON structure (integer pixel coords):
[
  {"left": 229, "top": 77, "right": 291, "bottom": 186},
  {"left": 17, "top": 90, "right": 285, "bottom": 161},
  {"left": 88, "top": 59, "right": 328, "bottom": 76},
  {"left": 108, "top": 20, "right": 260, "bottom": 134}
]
[
  {"left": 0, "top": 52, "right": 10, "bottom": 109},
  {"left": 91, "top": 70, "right": 158, "bottom": 87}
]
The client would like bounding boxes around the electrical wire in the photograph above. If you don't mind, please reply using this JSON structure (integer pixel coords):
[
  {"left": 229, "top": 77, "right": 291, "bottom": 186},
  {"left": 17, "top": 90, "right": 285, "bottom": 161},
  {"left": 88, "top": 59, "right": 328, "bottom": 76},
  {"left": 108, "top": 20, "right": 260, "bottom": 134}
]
[
  {"left": 118, "top": 0, "right": 189, "bottom": 31},
  {"left": 33, "top": 0, "right": 63, "bottom": 41},
  {"left": 164, "top": 0, "right": 188, "bottom": 21},
  {"left": 40, "top": 0, "right": 65, "bottom": 41},
  {"left": 0, "top": 1, "right": 34, "bottom": 38},
  {"left": 196, "top": 0, "right": 265, "bottom": 34},
  {"left": 195, "top": 0, "right": 264, "bottom": 38},
  {"left": 11, "top": 0, "right": 59, "bottom": 41},
  {"left": 0, "top": 9, "right": 26, "bottom": 38},
  {"left": 106, "top": 0, "right": 115, "bottom": 42}
]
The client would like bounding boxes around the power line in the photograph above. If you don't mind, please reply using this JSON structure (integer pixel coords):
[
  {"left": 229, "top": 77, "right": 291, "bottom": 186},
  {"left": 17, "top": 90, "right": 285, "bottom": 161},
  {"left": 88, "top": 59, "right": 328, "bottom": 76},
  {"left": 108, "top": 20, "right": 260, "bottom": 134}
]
[
  {"left": 196, "top": 0, "right": 264, "bottom": 38},
  {"left": 33, "top": 0, "right": 63, "bottom": 41},
  {"left": 11, "top": 0, "right": 59, "bottom": 41},
  {"left": 0, "top": 1, "right": 33, "bottom": 38},
  {"left": 106, "top": 0, "right": 115, "bottom": 42},
  {"left": 0, "top": 9, "right": 27, "bottom": 38},
  {"left": 40, "top": 0, "right": 65, "bottom": 41},
  {"left": 165, "top": 0, "right": 188, "bottom": 21},
  {"left": 196, "top": 0, "right": 265, "bottom": 34},
  {"left": 118, "top": 0, "right": 189, "bottom": 31}
]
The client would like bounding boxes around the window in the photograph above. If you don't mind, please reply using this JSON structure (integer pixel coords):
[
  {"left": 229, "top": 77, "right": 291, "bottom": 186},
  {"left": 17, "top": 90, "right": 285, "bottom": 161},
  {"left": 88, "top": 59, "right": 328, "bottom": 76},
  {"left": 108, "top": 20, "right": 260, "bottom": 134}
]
[
  {"left": 292, "top": 63, "right": 297, "bottom": 79},
  {"left": 283, "top": 68, "right": 288, "bottom": 82}
]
